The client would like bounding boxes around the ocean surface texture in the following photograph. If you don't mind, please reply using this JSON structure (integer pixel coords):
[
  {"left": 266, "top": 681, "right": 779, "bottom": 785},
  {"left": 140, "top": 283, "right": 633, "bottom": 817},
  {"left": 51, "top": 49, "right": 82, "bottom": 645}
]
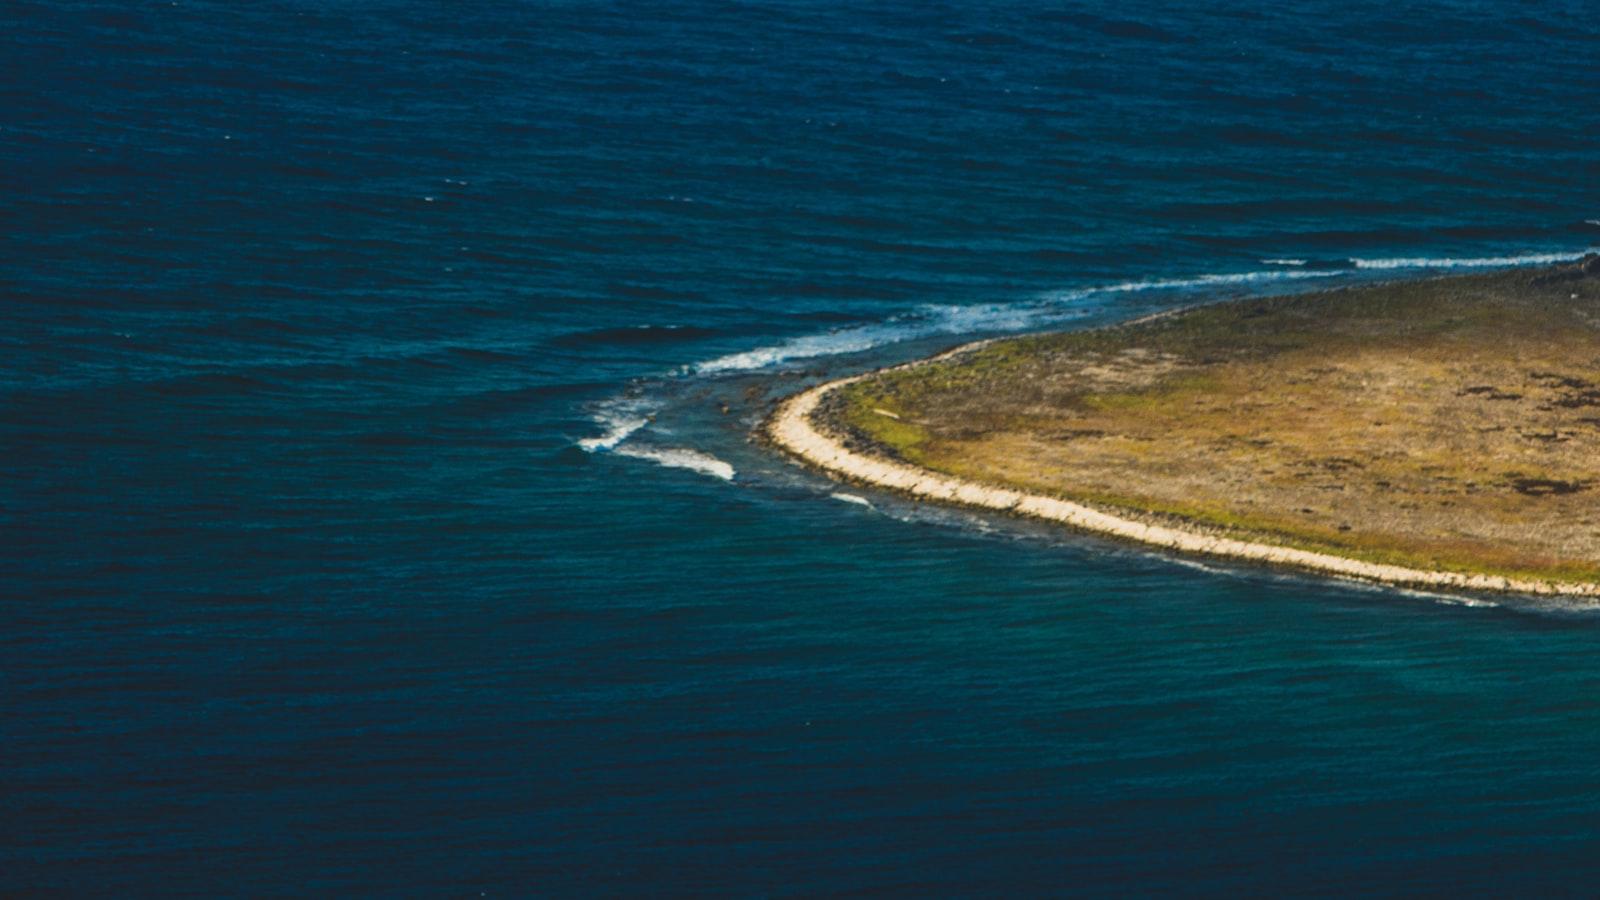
[{"left": 7, "top": 0, "right": 1600, "bottom": 894}]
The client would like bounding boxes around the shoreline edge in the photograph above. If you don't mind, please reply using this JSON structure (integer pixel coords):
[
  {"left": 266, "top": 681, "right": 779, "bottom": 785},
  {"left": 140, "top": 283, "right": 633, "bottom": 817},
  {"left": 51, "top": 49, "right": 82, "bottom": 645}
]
[{"left": 761, "top": 343, "right": 1600, "bottom": 601}]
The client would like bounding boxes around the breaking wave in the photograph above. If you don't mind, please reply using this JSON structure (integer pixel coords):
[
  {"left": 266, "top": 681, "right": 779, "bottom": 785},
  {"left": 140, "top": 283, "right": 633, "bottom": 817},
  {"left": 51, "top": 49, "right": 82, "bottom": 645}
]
[
  {"left": 692, "top": 301, "right": 1083, "bottom": 375},
  {"left": 1351, "top": 249, "right": 1593, "bottom": 269},
  {"left": 1085, "top": 269, "right": 1341, "bottom": 294},
  {"left": 693, "top": 267, "right": 1348, "bottom": 376},
  {"left": 577, "top": 395, "right": 656, "bottom": 452},
  {"left": 613, "top": 445, "right": 735, "bottom": 481}
]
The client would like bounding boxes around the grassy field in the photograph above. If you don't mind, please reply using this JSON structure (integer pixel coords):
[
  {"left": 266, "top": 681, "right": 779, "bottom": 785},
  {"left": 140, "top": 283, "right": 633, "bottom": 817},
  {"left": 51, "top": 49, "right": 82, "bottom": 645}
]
[{"left": 821, "top": 256, "right": 1600, "bottom": 586}]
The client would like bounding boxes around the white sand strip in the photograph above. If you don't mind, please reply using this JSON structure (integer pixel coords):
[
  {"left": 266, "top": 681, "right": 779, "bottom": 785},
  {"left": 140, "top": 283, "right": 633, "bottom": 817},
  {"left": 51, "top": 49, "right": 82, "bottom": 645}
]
[{"left": 764, "top": 359, "right": 1600, "bottom": 600}]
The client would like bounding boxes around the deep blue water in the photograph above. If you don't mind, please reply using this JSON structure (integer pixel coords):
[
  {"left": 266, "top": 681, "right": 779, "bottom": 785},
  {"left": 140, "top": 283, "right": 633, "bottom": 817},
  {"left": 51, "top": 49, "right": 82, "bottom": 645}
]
[{"left": 7, "top": 0, "right": 1600, "bottom": 894}]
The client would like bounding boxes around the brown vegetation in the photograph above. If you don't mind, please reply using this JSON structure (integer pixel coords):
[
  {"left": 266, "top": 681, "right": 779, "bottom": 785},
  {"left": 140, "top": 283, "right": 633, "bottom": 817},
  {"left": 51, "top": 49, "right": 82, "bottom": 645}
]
[{"left": 822, "top": 256, "right": 1600, "bottom": 586}]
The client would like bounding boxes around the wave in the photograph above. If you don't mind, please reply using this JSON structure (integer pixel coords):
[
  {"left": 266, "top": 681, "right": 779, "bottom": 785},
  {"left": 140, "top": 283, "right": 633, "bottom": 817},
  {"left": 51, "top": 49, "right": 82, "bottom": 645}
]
[
  {"left": 694, "top": 268, "right": 1366, "bottom": 376},
  {"left": 692, "top": 301, "right": 1083, "bottom": 375},
  {"left": 1261, "top": 258, "right": 1309, "bottom": 266},
  {"left": 1086, "top": 269, "right": 1341, "bottom": 295},
  {"left": 830, "top": 492, "right": 873, "bottom": 507},
  {"left": 1350, "top": 249, "right": 1594, "bottom": 270},
  {"left": 1168, "top": 557, "right": 1236, "bottom": 577},
  {"left": 703, "top": 266, "right": 1373, "bottom": 375},
  {"left": 577, "top": 395, "right": 655, "bottom": 451},
  {"left": 1398, "top": 588, "right": 1500, "bottom": 608},
  {"left": 1168, "top": 547, "right": 1513, "bottom": 608},
  {"left": 613, "top": 445, "right": 735, "bottom": 481},
  {"left": 1334, "top": 576, "right": 1503, "bottom": 609}
]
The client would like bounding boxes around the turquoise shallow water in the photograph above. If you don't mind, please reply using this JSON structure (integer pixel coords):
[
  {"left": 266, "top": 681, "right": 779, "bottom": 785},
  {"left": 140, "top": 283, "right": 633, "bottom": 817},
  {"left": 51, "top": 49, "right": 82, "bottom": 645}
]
[{"left": 6, "top": 0, "right": 1600, "bottom": 893}]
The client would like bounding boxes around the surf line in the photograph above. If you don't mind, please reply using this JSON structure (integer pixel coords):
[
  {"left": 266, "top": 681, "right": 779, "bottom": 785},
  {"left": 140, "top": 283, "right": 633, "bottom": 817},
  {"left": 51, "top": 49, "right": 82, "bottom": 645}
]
[{"left": 761, "top": 345, "right": 1600, "bottom": 600}]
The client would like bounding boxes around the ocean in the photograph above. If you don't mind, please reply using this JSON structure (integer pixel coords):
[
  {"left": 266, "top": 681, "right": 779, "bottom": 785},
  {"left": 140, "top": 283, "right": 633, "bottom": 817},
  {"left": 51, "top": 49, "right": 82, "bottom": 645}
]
[{"left": 6, "top": 0, "right": 1600, "bottom": 893}]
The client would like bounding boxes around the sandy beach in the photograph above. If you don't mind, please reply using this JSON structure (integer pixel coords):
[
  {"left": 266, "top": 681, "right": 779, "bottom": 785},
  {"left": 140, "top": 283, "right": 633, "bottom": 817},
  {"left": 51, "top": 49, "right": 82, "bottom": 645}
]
[{"left": 765, "top": 351, "right": 1600, "bottom": 599}]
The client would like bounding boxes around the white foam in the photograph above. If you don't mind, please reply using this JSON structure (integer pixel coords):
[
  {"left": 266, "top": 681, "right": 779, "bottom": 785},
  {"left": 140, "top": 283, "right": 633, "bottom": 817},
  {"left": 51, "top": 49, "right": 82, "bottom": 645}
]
[
  {"left": 1585, "top": 220, "right": 1600, "bottom": 227},
  {"left": 1351, "top": 249, "right": 1593, "bottom": 270},
  {"left": 830, "top": 492, "right": 873, "bottom": 507},
  {"left": 1406, "top": 590, "right": 1499, "bottom": 608},
  {"left": 1338, "top": 577, "right": 1501, "bottom": 608},
  {"left": 577, "top": 396, "right": 655, "bottom": 451},
  {"left": 613, "top": 445, "right": 734, "bottom": 481},
  {"left": 1091, "top": 269, "right": 1341, "bottom": 294},
  {"left": 1261, "top": 258, "right": 1309, "bottom": 266},
  {"left": 693, "top": 321, "right": 907, "bottom": 374},
  {"left": 1169, "top": 557, "right": 1235, "bottom": 576},
  {"left": 692, "top": 302, "right": 1079, "bottom": 375},
  {"left": 693, "top": 268, "right": 1352, "bottom": 376}
]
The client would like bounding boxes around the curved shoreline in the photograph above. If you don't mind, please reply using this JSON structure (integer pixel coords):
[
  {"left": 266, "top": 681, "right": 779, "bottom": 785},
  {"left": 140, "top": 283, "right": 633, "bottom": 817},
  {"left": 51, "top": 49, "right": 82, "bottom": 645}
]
[{"left": 763, "top": 347, "right": 1600, "bottom": 600}]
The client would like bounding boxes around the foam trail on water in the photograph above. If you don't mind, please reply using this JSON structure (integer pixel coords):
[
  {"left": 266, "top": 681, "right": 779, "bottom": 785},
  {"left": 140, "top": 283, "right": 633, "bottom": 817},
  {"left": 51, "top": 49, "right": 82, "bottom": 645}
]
[
  {"left": 1090, "top": 269, "right": 1340, "bottom": 294},
  {"left": 1335, "top": 577, "right": 1502, "bottom": 609},
  {"left": 1351, "top": 249, "right": 1593, "bottom": 270},
  {"left": 1261, "top": 258, "right": 1309, "bottom": 266},
  {"left": 613, "top": 445, "right": 735, "bottom": 481},
  {"left": 692, "top": 301, "right": 1081, "bottom": 375},
  {"left": 695, "top": 268, "right": 1350, "bottom": 376},
  {"left": 578, "top": 395, "right": 656, "bottom": 451},
  {"left": 1399, "top": 589, "right": 1499, "bottom": 608},
  {"left": 831, "top": 492, "right": 873, "bottom": 508},
  {"left": 1169, "top": 557, "right": 1236, "bottom": 577}
]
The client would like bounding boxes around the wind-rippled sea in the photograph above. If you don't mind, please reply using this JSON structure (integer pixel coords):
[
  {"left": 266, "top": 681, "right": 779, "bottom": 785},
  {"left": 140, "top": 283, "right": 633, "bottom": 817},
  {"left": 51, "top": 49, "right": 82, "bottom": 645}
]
[{"left": 7, "top": 0, "right": 1600, "bottom": 894}]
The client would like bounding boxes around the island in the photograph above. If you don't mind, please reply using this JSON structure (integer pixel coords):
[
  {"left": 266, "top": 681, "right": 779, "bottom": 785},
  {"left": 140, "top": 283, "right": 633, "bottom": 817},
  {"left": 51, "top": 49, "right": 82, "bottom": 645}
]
[{"left": 765, "top": 256, "right": 1600, "bottom": 597}]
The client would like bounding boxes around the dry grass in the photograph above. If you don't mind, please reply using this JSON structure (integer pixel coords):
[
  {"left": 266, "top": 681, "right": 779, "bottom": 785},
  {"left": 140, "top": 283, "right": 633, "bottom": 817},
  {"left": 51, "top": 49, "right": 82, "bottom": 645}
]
[{"left": 824, "top": 257, "right": 1600, "bottom": 585}]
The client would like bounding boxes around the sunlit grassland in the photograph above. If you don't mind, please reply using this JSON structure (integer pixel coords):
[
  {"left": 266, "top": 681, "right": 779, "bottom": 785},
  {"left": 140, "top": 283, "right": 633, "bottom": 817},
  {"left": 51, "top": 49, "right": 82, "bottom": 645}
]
[{"left": 823, "top": 259, "right": 1600, "bottom": 586}]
